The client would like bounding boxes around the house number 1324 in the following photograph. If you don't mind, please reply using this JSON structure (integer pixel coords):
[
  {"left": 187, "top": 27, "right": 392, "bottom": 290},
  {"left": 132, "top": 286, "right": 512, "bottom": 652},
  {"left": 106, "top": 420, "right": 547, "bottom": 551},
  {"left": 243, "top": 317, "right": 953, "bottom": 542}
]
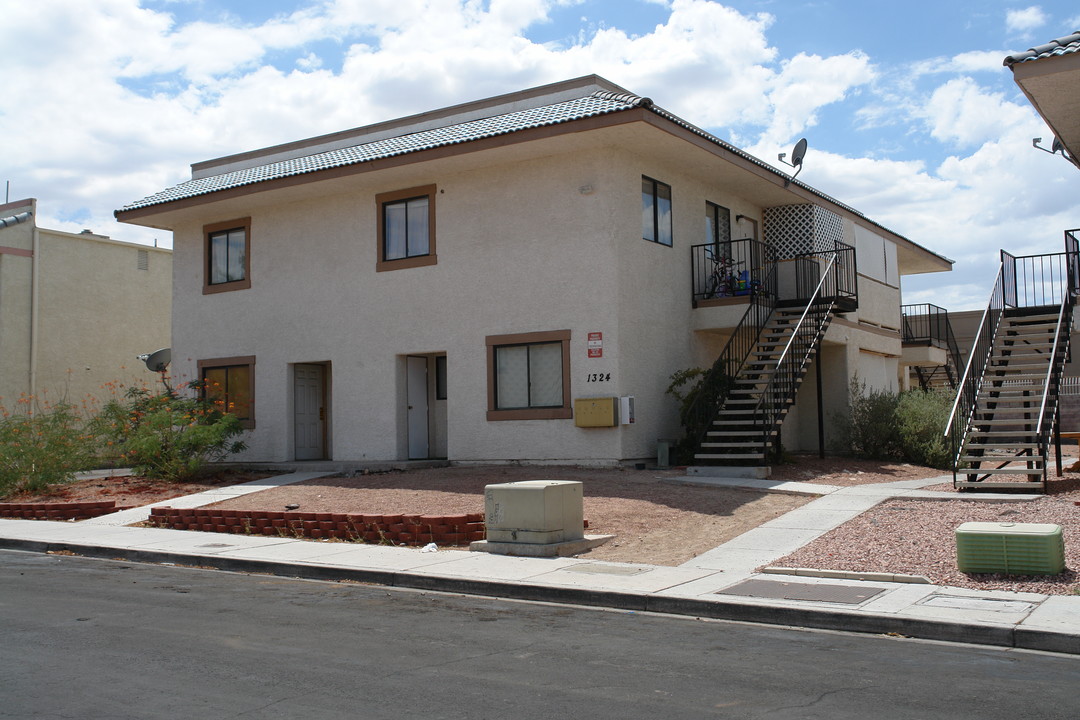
[{"left": 586, "top": 373, "right": 611, "bottom": 382}]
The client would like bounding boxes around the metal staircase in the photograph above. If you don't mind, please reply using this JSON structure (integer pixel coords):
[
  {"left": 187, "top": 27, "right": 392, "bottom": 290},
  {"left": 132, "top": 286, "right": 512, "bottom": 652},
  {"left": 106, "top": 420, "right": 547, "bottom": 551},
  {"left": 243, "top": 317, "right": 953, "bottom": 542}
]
[
  {"left": 946, "top": 232, "right": 1080, "bottom": 491},
  {"left": 685, "top": 247, "right": 857, "bottom": 465}
]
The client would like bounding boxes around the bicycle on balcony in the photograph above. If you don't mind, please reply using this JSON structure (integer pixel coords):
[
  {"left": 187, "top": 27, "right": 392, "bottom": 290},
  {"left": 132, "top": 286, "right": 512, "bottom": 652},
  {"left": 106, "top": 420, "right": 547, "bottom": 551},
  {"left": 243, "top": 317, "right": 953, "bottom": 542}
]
[{"left": 704, "top": 256, "right": 761, "bottom": 299}]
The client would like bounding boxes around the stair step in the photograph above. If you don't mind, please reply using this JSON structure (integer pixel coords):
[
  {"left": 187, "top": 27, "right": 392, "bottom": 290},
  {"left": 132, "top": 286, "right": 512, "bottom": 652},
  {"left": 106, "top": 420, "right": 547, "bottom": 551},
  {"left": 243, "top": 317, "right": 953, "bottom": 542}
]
[
  {"left": 960, "top": 454, "right": 1044, "bottom": 463},
  {"left": 694, "top": 453, "right": 766, "bottom": 461},
  {"left": 971, "top": 418, "right": 1042, "bottom": 425},
  {"left": 957, "top": 466, "right": 1044, "bottom": 475},
  {"left": 988, "top": 361, "right": 1051, "bottom": 370},
  {"left": 966, "top": 432, "right": 1042, "bottom": 439},
  {"left": 705, "top": 432, "right": 761, "bottom": 438},
  {"left": 953, "top": 481, "right": 1045, "bottom": 491}
]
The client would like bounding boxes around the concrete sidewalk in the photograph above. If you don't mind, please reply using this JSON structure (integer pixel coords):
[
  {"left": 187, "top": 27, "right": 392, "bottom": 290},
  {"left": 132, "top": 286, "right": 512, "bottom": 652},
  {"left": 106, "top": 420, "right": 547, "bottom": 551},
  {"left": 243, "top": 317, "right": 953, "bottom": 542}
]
[{"left": 1, "top": 471, "right": 1077, "bottom": 655}]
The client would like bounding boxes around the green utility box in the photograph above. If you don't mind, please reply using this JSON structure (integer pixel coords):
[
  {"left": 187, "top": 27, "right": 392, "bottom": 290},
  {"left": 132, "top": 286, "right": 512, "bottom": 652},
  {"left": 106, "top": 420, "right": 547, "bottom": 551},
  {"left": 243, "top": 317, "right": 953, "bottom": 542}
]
[{"left": 955, "top": 522, "right": 1065, "bottom": 575}]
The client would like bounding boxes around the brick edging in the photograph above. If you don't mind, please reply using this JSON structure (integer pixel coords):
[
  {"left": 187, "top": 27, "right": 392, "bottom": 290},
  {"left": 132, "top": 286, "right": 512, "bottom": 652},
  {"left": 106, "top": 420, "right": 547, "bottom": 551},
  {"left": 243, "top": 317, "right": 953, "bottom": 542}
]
[{"left": 0, "top": 501, "right": 132, "bottom": 521}]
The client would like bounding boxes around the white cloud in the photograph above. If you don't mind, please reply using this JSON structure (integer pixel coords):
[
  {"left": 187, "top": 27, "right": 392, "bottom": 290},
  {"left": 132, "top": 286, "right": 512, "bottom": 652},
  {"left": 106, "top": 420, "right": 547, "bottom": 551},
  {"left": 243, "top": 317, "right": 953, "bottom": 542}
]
[
  {"left": 910, "top": 50, "right": 1007, "bottom": 77},
  {"left": 917, "top": 77, "right": 1033, "bottom": 147},
  {"left": 1, "top": 0, "right": 1078, "bottom": 317},
  {"left": 1005, "top": 6, "right": 1047, "bottom": 34}
]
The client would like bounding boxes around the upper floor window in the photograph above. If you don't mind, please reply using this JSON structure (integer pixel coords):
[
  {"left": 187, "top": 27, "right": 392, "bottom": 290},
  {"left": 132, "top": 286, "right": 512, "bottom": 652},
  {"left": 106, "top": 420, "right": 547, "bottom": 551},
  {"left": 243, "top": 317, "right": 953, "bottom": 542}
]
[
  {"left": 642, "top": 176, "right": 672, "bottom": 246},
  {"left": 376, "top": 185, "right": 437, "bottom": 272},
  {"left": 203, "top": 218, "right": 251, "bottom": 294},
  {"left": 706, "top": 202, "right": 731, "bottom": 248}
]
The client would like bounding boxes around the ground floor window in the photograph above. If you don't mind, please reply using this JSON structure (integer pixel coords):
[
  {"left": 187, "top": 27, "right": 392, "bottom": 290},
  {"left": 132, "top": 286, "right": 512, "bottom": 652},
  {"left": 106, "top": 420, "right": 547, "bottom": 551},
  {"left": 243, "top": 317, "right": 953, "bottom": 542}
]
[
  {"left": 486, "top": 330, "right": 571, "bottom": 420},
  {"left": 198, "top": 356, "right": 256, "bottom": 428}
]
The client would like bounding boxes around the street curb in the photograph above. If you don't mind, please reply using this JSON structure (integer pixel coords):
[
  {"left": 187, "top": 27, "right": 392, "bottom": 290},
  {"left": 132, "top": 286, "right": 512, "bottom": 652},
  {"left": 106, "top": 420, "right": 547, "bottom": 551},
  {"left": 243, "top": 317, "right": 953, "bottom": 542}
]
[{"left": 3, "top": 537, "right": 1077, "bottom": 656}]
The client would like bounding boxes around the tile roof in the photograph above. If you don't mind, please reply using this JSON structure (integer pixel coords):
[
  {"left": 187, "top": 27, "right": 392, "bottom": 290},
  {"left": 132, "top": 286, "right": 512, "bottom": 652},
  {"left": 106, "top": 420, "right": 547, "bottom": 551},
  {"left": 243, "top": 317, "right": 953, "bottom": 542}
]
[
  {"left": 118, "top": 91, "right": 652, "bottom": 212},
  {"left": 116, "top": 85, "right": 874, "bottom": 232},
  {"left": 1004, "top": 30, "right": 1080, "bottom": 65}
]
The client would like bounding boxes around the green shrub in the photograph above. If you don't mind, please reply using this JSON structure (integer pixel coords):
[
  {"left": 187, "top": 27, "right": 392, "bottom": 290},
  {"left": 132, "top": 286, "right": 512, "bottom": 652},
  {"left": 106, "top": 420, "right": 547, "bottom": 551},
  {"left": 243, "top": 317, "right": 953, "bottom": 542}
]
[
  {"left": 895, "top": 388, "right": 954, "bottom": 469},
  {"left": 836, "top": 378, "right": 954, "bottom": 469},
  {"left": 94, "top": 382, "right": 247, "bottom": 483},
  {"left": 0, "top": 397, "right": 98, "bottom": 498},
  {"left": 838, "top": 377, "right": 902, "bottom": 460},
  {"left": 666, "top": 366, "right": 734, "bottom": 462}
]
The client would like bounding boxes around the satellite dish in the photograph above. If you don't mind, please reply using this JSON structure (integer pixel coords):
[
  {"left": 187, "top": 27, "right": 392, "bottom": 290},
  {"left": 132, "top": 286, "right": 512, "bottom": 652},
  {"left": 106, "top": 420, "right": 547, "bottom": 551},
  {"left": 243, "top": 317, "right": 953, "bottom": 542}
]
[
  {"left": 790, "top": 137, "right": 808, "bottom": 167},
  {"left": 138, "top": 348, "right": 171, "bottom": 373},
  {"left": 1033, "top": 136, "right": 1068, "bottom": 157},
  {"left": 778, "top": 137, "right": 808, "bottom": 186}
]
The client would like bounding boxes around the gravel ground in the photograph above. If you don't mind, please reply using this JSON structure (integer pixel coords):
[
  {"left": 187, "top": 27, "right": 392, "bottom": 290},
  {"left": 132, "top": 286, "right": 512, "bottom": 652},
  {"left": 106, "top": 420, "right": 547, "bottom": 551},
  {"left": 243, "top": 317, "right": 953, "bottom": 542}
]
[{"left": 775, "top": 483, "right": 1080, "bottom": 595}]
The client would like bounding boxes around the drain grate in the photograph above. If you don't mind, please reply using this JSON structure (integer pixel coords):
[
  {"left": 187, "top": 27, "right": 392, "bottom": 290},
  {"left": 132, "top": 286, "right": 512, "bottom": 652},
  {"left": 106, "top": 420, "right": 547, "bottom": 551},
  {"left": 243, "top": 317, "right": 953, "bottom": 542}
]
[
  {"left": 717, "top": 578, "right": 885, "bottom": 604},
  {"left": 562, "top": 564, "right": 651, "bottom": 576},
  {"left": 197, "top": 543, "right": 234, "bottom": 548}
]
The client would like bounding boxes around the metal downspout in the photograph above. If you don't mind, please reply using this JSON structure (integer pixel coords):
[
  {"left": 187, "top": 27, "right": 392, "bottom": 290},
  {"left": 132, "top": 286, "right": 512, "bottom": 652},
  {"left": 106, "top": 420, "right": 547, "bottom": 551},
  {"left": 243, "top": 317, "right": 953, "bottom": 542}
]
[{"left": 30, "top": 225, "right": 39, "bottom": 399}]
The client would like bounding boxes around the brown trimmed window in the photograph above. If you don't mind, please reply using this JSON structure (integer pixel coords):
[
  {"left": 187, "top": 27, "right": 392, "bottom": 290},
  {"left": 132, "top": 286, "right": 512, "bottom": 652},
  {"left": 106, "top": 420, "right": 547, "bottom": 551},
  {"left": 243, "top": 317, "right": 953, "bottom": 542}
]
[
  {"left": 642, "top": 176, "right": 672, "bottom": 246},
  {"left": 376, "top": 185, "right": 437, "bottom": 271},
  {"left": 486, "top": 330, "right": 571, "bottom": 421},
  {"left": 198, "top": 356, "right": 255, "bottom": 428},
  {"left": 204, "top": 218, "right": 251, "bottom": 294}
]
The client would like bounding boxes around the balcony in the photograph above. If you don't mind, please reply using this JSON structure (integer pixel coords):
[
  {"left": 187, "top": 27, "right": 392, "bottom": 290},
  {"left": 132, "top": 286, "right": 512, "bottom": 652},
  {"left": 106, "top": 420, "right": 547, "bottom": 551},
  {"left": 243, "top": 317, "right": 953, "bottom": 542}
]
[
  {"left": 691, "top": 238, "right": 857, "bottom": 331},
  {"left": 900, "top": 303, "right": 960, "bottom": 389}
]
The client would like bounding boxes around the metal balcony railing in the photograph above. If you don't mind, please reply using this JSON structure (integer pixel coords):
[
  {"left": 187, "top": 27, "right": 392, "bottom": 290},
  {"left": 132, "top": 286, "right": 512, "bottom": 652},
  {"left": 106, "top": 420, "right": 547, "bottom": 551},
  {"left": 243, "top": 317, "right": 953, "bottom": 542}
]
[{"left": 691, "top": 238, "right": 775, "bottom": 306}]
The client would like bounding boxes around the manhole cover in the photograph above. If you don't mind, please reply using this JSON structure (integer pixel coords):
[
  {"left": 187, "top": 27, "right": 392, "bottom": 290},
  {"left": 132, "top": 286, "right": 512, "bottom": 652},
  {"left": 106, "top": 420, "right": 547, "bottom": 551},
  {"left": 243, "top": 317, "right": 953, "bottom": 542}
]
[
  {"left": 918, "top": 595, "right": 1035, "bottom": 613},
  {"left": 197, "top": 543, "right": 234, "bottom": 548},
  {"left": 717, "top": 578, "right": 885, "bottom": 604},
  {"left": 562, "top": 564, "right": 651, "bottom": 576}
]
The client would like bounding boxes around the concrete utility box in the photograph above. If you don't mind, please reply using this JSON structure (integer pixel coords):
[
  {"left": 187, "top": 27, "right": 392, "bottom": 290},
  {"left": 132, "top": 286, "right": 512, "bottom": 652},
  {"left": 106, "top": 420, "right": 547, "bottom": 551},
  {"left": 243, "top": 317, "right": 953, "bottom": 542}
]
[
  {"left": 485, "top": 480, "right": 584, "bottom": 544},
  {"left": 955, "top": 522, "right": 1065, "bottom": 575}
]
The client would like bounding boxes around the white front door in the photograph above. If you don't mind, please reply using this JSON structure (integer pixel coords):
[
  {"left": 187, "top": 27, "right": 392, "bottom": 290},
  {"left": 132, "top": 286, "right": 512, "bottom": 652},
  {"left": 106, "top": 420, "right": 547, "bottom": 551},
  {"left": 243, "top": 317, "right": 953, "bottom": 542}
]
[
  {"left": 407, "top": 355, "right": 429, "bottom": 460},
  {"left": 294, "top": 364, "right": 325, "bottom": 460}
]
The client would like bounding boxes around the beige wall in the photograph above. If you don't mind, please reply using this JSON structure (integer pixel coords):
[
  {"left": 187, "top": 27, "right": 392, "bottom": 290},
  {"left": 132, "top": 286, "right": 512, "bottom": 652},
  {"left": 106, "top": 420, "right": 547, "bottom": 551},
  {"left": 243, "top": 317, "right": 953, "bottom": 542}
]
[
  {"left": 153, "top": 123, "right": 940, "bottom": 463},
  {"left": 165, "top": 133, "right": 786, "bottom": 463},
  {"left": 0, "top": 199, "right": 172, "bottom": 411}
]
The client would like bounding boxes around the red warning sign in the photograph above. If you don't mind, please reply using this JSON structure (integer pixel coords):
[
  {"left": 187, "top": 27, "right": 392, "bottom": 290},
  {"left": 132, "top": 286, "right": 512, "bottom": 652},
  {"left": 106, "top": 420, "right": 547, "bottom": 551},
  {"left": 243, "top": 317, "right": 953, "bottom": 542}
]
[{"left": 587, "top": 331, "right": 603, "bottom": 358}]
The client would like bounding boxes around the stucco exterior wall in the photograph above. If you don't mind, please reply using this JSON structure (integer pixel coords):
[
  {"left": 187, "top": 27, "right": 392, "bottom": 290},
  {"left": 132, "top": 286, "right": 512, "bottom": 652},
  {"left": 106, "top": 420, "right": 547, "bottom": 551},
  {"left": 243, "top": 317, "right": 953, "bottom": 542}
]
[
  {"left": 148, "top": 101, "right": 947, "bottom": 465},
  {"left": 0, "top": 199, "right": 171, "bottom": 408},
  {"left": 168, "top": 136, "right": 785, "bottom": 464},
  {"left": 171, "top": 143, "right": 635, "bottom": 463}
]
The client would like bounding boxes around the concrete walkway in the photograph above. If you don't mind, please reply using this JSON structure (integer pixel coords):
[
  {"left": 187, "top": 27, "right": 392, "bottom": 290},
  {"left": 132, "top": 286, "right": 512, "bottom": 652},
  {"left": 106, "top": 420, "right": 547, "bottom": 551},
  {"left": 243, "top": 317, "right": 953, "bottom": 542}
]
[{"left": 1, "top": 471, "right": 1078, "bottom": 655}]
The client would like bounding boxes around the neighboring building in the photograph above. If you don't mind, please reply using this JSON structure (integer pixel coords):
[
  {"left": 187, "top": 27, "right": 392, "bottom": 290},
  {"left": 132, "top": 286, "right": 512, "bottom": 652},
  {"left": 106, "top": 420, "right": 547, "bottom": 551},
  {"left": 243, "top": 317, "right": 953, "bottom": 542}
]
[
  {"left": 0, "top": 198, "right": 172, "bottom": 409},
  {"left": 115, "top": 75, "right": 951, "bottom": 466}
]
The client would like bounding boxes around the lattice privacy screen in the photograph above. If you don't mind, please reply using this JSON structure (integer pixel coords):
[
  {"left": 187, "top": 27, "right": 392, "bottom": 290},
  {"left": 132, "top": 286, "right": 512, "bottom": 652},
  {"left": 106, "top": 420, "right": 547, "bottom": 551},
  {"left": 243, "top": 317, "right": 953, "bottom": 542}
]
[{"left": 763, "top": 204, "right": 844, "bottom": 259}]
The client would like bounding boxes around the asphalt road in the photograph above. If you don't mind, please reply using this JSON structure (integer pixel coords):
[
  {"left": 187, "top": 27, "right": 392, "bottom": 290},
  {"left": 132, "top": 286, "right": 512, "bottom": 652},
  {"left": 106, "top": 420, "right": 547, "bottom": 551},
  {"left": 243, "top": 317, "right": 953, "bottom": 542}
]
[{"left": 1, "top": 549, "right": 1078, "bottom": 719}]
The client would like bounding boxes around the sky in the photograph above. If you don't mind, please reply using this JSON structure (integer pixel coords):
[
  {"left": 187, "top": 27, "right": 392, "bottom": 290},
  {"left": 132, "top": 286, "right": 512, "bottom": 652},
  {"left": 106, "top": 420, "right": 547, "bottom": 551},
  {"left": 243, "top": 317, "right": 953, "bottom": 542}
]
[{"left": 2, "top": 0, "right": 1079, "bottom": 310}]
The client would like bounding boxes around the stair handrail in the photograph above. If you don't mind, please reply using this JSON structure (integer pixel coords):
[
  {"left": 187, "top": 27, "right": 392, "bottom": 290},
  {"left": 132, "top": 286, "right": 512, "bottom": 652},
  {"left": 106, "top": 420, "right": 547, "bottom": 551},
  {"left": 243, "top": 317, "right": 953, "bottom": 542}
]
[
  {"left": 1033, "top": 236, "right": 1080, "bottom": 477},
  {"left": 748, "top": 251, "right": 839, "bottom": 459},
  {"left": 683, "top": 239, "right": 778, "bottom": 454},
  {"left": 944, "top": 258, "right": 1007, "bottom": 469},
  {"left": 1032, "top": 289, "right": 1067, "bottom": 442}
]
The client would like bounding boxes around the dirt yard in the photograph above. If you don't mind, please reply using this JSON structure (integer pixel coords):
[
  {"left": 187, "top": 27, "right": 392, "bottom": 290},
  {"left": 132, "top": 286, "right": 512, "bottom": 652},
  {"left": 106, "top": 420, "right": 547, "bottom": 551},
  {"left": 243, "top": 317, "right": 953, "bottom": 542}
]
[
  {"left": 200, "top": 465, "right": 814, "bottom": 567},
  {"left": 10, "top": 457, "right": 1080, "bottom": 590}
]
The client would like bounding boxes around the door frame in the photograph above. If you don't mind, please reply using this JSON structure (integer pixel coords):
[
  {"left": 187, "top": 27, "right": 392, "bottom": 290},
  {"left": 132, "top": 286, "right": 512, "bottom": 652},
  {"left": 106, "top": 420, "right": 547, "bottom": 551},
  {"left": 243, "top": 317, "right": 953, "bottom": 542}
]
[
  {"left": 293, "top": 362, "right": 329, "bottom": 461},
  {"left": 406, "top": 355, "right": 430, "bottom": 460}
]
